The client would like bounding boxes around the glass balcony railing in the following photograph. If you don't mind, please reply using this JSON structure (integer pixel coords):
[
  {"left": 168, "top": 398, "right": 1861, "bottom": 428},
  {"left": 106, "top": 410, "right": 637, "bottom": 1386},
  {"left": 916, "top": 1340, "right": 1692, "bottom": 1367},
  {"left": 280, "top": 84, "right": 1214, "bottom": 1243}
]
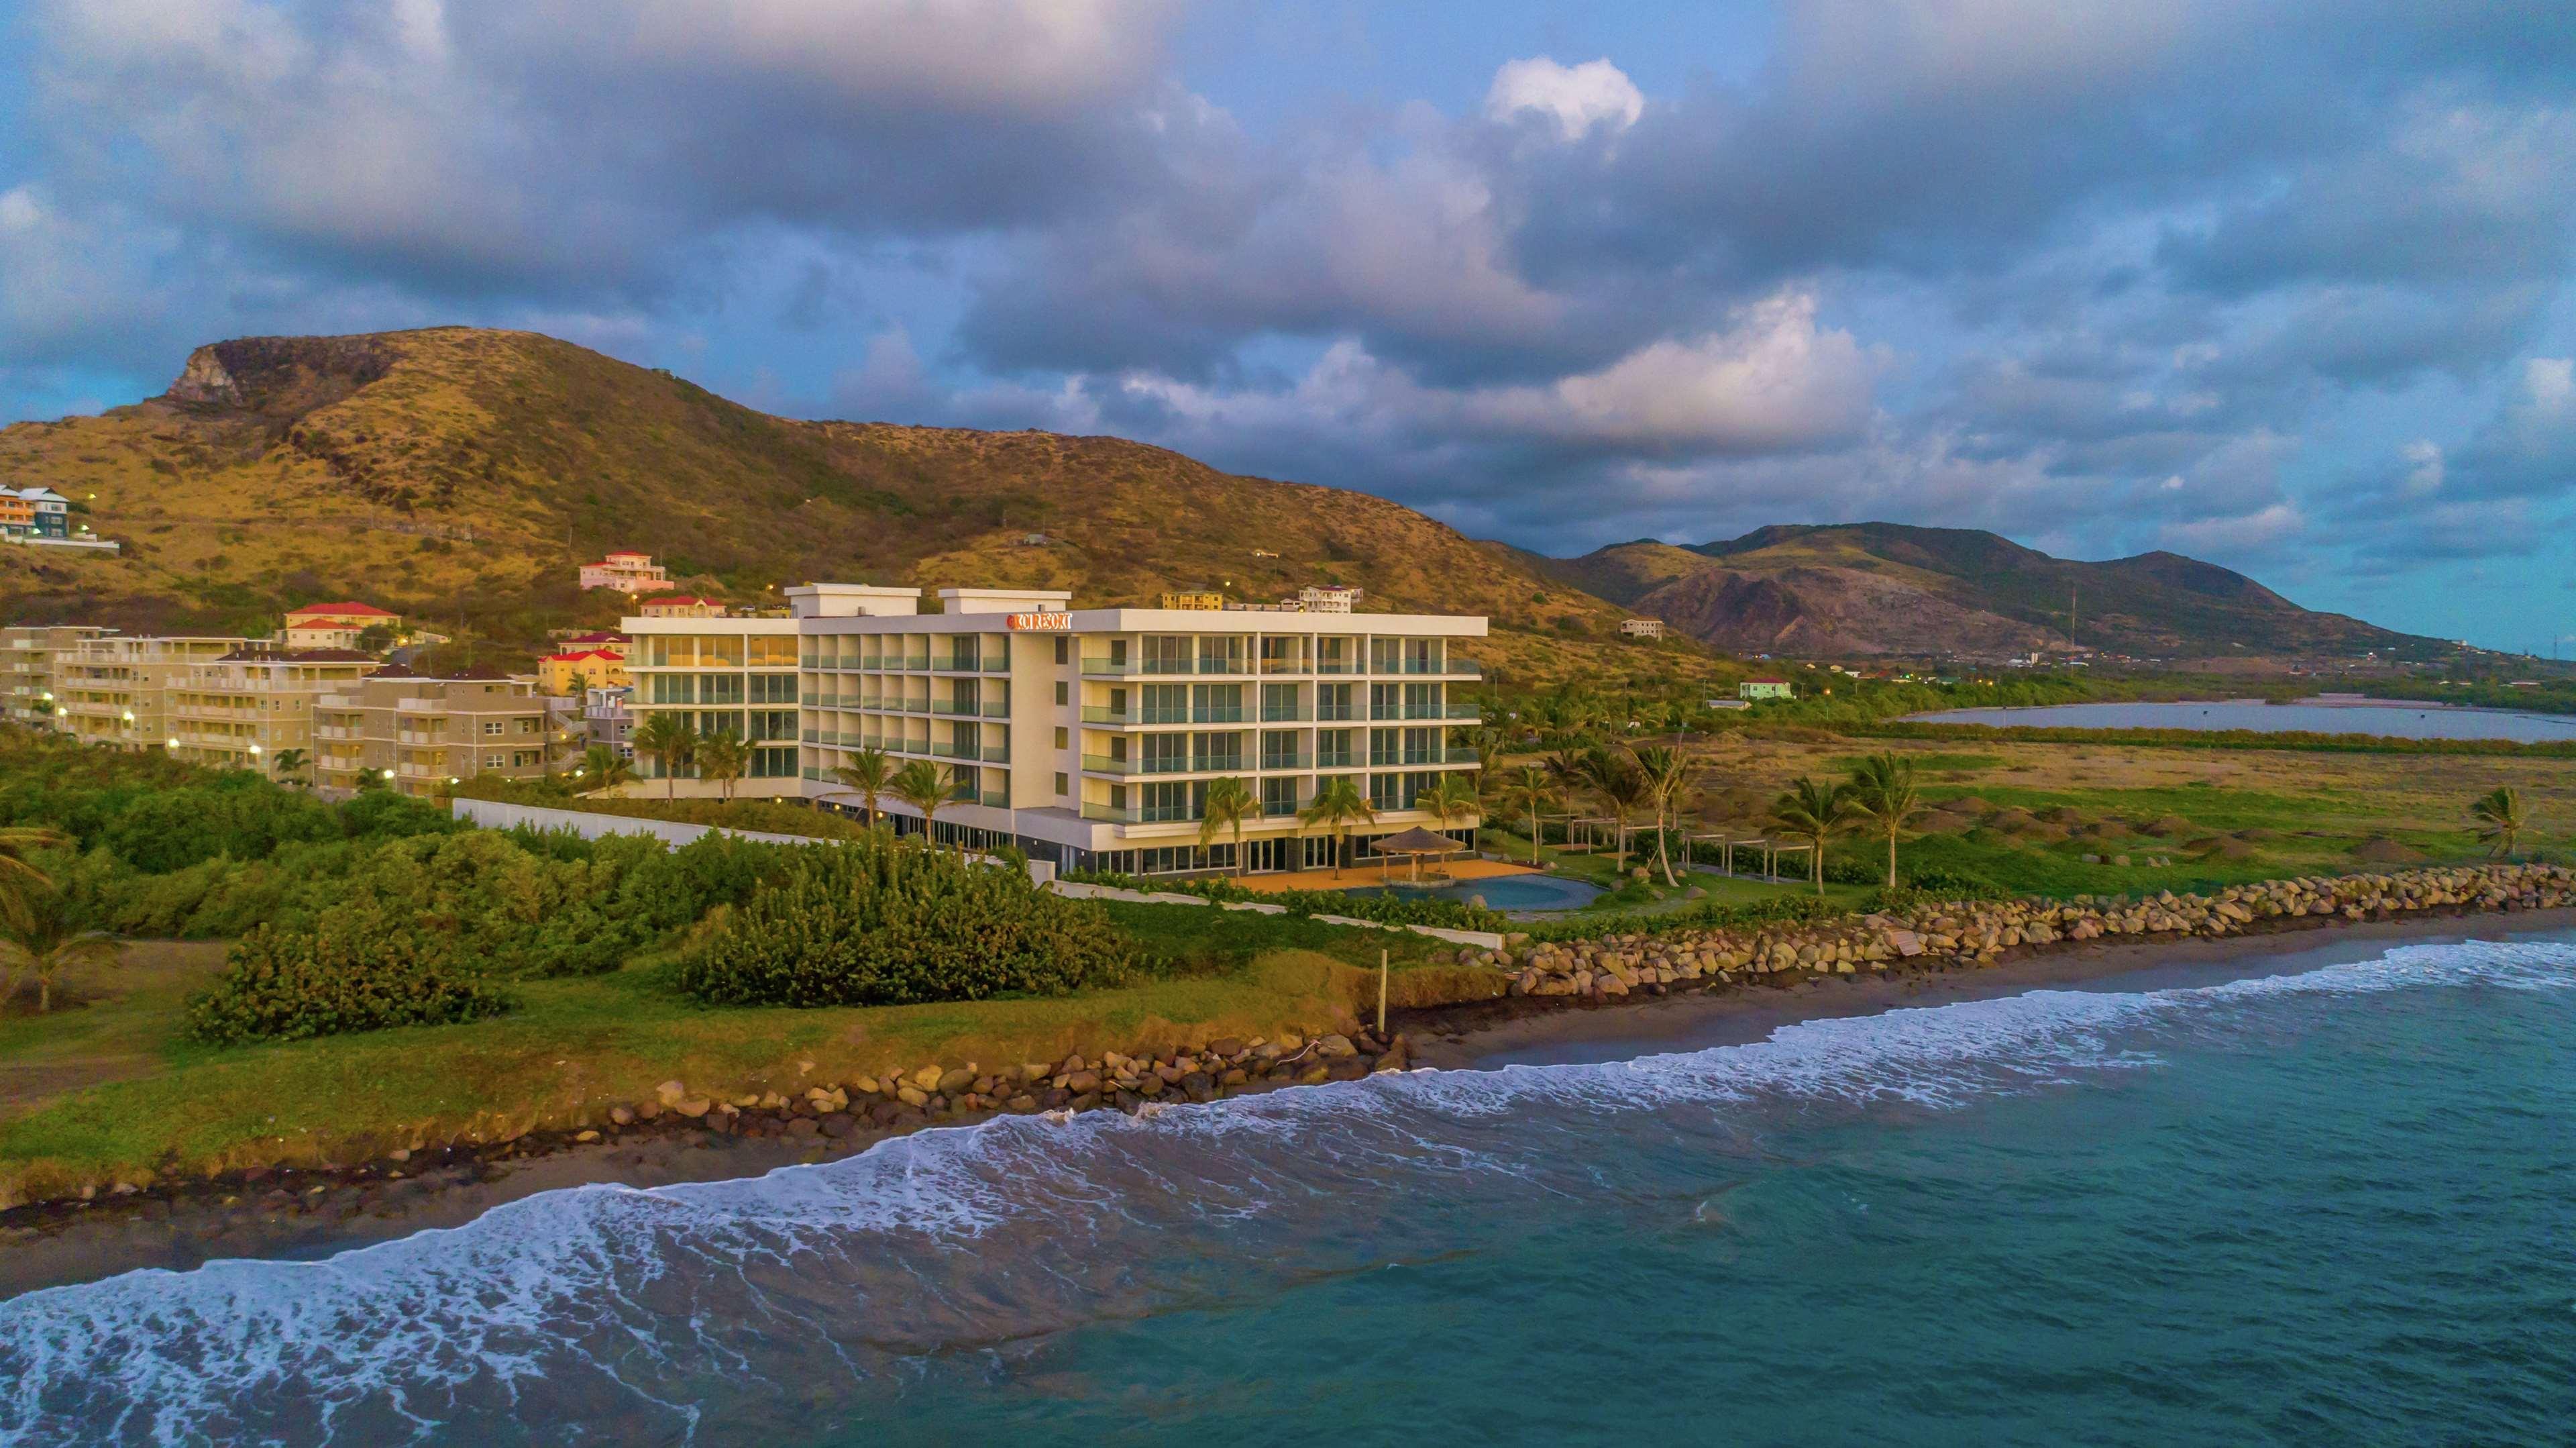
[
  {"left": 1316, "top": 660, "right": 1362, "bottom": 674},
  {"left": 1081, "top": 801, "right": 1140, "bottom": 823},
  {"left": 979, "top": 789, "right": 1010, "bottom": 807},
  {"left": 1080, "top": 658, "right": 1140, "bottom": 676},
  {"left": 1315, "top": 705, "right": 1356, "bottom": 721},
  {"left": 1082, "top": 754, "right": 1137, "bottom": 776},
  {"left": 1081, "top": 706, "right": 1138, "bottom": 725},
  {"left": 1192, "top": 707, "right": 1245, "bottom": 723},
  {"left": 1259, "top": 705, "right": 1309, "bottom": 722},
  {"left": 1445, "top": 660, "right": 1482, "bottom": 676},
  {"left": 1189, "top": 756, "right": 1245, "bottom": 774},
  {"left": 1370, "top": 748, "right": 1480, "bottom": 767},
  {"left": 929, "top": 699, "right": 981, "bottom": 716},
  {"left": 1446, "top": 703, "right": 1483, "bottom": 719},
  {"left": 1258, "top": 752, "right": 1312, "bottom": 771},
  {"left": 1317, "top": 751, "right": 1356, "bottom": 770},
  {"left": 1142, "top": 707, "right": 1191, "bottom": 724},
  {"left": 1256, "top": 658, "right": 1310, "bottom": 674},
  {"left": 980, "top": 701, "right": 1011, "bottom": 719}
]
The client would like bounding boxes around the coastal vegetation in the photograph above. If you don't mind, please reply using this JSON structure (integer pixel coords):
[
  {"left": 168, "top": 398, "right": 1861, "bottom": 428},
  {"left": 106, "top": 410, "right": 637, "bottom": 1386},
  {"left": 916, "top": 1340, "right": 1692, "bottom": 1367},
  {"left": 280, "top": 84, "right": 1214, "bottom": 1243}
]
[{"left": 672, "top": 841, "right": 1130, "bottom": 1008}]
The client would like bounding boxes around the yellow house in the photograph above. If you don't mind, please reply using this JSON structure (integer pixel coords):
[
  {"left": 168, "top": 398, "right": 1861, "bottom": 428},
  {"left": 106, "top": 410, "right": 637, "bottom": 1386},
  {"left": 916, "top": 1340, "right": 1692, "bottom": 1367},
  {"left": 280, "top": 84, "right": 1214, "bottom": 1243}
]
[{"left": 538, "top": 647, "right": 629, "bottom": 694}]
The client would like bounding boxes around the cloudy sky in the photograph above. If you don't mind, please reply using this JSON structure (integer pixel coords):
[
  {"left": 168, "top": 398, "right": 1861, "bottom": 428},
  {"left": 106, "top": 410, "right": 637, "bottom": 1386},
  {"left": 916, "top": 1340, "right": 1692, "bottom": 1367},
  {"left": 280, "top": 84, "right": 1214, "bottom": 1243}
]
[{"left": 3, "top": 1, "right": 2573, "bottom": 649}]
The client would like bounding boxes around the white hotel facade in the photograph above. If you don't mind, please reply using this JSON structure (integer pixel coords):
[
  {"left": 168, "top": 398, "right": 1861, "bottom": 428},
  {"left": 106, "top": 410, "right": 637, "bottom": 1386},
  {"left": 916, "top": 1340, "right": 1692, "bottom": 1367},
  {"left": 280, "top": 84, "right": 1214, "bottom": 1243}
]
[{"left": 623, "top": 584, "right": 1485, "bottom": 875}]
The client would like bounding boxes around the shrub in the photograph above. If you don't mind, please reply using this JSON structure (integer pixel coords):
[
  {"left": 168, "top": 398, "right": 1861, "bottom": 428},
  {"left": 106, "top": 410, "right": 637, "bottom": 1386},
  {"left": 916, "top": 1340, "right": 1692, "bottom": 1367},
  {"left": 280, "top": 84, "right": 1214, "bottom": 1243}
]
[
  {"left": 1059, "top": 868, "right": 1509, "bottom": 931},
  {"left": 186, "top": 906, "right": 512, "bottom": 1044},
  {"left": 676, "top": 840, "right": 1130, "bottom": 1006}
]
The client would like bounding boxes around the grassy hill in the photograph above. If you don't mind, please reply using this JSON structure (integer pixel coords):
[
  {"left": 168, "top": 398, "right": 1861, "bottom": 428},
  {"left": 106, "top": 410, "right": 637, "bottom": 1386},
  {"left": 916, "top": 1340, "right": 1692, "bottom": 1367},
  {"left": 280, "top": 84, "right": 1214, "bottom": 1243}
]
[
  {"left": 0, "top": 328, "right": 1726, "bottom": 688},
  {"left": 1550, "top": 521, "right": 2446, "bottom": 662}
]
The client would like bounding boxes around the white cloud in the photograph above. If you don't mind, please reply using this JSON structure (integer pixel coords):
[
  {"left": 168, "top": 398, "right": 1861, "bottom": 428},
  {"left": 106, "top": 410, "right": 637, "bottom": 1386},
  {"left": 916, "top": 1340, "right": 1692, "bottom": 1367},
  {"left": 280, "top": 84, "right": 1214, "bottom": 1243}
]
[
  {"left": 2527, "top": 356, "right": 2575, "bottom": 413},
  {"left": 1460, "top": 293, "right": 1878, "bottom": 450},
  {"left": 1484, "top": 57, "right": 1643, "bottom": 140},
  {"left": 2158, "top": 501, "right": 2305, "bottom": 557},
  {"left": 2401, "top": 439, "right": 2444, "bottom": 496}
]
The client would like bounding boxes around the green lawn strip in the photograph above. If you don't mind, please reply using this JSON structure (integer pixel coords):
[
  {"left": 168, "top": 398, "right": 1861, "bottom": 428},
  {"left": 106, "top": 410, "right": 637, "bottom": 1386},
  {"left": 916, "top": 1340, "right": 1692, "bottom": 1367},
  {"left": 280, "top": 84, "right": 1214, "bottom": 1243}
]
[{"left": 0, "top": 907, "right": 1485, "bottom": 1201}]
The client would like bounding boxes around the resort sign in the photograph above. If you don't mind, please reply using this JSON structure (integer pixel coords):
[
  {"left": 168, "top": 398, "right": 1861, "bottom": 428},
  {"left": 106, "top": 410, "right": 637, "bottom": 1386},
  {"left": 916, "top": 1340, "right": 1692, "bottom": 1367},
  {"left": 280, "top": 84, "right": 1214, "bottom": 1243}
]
[{"left": 1007, "top": 611, "right": 1072, "bottom": 631}]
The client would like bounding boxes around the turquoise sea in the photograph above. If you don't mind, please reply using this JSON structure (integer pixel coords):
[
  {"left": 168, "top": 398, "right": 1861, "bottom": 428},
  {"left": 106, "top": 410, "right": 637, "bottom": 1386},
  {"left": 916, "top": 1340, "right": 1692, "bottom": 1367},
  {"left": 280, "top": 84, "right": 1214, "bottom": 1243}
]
[{"left": 3, "top": 931, "right": 2571, "bottom": 1445}]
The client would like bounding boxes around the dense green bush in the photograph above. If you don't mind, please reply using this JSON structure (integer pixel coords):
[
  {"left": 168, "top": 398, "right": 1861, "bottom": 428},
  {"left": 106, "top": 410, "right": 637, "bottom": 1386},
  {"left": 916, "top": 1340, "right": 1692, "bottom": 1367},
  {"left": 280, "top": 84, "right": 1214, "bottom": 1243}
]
[
  {"left": 186, "top": 906, "right": 512, "bottom": 1044},
  {"left": 678, "top": 841, "right": 1130, "bottom": 1006}
]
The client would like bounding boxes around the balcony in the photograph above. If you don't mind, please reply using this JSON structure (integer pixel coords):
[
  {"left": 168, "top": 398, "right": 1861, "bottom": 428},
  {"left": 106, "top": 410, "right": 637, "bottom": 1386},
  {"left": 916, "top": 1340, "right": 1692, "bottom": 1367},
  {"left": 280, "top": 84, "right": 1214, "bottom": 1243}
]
[
  {"left": 1192, "top": 707, "right": 1245, "bottom": 723},
  {"left": 1080, "top": 801, "right": 1140, "bottom": 823},
  {"left": 1259, "top": 705, "right": 1309, "bottom": 722},
  {"left": 1081, "top": 658, "right": 1139, "bottom": 677},
  {"left": 1190, "top": 757, "right": 1246, "bottom": 776},
  {"left": 1370, "top": 748, "right": 1480, "bottom": 767},
  {"left": 1446, "top": 703, "right": 1484, "bottom": 720},
  {"left": 1081, "top": 754, "right": 1138, "bottom": 776},
  {"left": 1446, "top": 660, "right": 1482, "bottom": 676},
  {"left": 928, "top": 699, "right": 982, "bottom": 716},
  {"left": 1316, "top": 752, "right": 1357, "bottom": 770},
  {"left": 1315, "top": 705, "right": 1357, "bottom": 721},
  {"left": 1256, "top": 658, "right": 1311, "bottom": 675},
  {"left": 1316, "top": 660, "right": 1362, "bottom": 674},
  {"left": 1081, "top": 706, "right": 1138, "bottom": 725},
  {"left": 1258, "top": 752, "right": 1313, "bottom": 771}
]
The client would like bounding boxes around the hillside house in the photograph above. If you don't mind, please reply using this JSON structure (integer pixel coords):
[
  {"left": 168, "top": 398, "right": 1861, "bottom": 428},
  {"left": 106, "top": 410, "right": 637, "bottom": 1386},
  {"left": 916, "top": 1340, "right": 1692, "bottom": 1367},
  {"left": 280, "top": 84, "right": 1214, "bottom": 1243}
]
[
  {"left": 579, "top": 550, "right": 677, "bottom": 594},
  {"left": 283, "top": 601, "right": 402, "bottom": 651},
  {"left": 1620, "top": 618, "right": 1665, "bottom": 639}
]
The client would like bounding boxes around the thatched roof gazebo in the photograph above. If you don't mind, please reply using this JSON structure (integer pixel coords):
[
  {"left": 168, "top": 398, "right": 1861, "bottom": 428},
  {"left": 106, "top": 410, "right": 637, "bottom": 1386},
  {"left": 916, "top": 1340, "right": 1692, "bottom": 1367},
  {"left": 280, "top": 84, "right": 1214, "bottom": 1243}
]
[{"left": 1375, "top": 825, "right": 1466, "bottom": 883}]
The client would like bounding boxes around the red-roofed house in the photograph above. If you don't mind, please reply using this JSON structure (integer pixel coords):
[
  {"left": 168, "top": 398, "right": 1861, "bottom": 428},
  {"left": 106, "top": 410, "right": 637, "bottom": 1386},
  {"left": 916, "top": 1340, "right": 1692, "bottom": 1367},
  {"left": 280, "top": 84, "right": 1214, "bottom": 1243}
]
[
  {"left": 639, "top": 595, "right": 726, "bottom": 618},
  {"left": 537, "top": 647, "right": 629, "bottom": 693},
  {"left": 580, "top": 550, "right": 677, "bottom": 594},
  {"left": 283, "top": 601, "right": 402, "bottom": 650}
]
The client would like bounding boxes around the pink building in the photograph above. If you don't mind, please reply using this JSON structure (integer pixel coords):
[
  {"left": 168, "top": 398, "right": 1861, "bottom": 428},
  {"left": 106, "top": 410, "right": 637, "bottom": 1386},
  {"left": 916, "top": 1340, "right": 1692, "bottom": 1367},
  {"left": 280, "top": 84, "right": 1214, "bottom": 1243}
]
[{"left": 578, "top": 550, "right": 676, "bottom": 594}]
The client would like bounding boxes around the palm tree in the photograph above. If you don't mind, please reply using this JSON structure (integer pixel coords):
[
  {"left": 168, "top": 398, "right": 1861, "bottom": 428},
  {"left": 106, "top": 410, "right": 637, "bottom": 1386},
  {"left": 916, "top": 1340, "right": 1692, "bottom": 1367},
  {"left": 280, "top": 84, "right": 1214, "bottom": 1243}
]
[
  {"left": 1420, "top": 773, "right": 1481, "bottom": 860},
  {"left": 1512, "top": 764, "right": 1557, "bottom": 865},
  {"left": 1463, "top": 723, "right": 1505, "bottom": 784},
  {"left": 1631, "top": 744, "right": 1695, "bottom": 886},
  {"left": 576, "top": 743, "right": 633, "bottom": 794},
  {"left": 1771, "top": 776, "right": 1854, "bottom": 896},
  {"left": 1197, "top": 776, "right": 1260, "bottom": 876},
  {"left": 630, "top": 712, "right": 697, "bottom": 799},
  {"left": 1845, "top": 752, "right": 1927, "bottom": 889},
  {"left": 270, "top": 747, "right": 310, "bottom": 788},
  {"left": 0, "top": 889, "right": 117, "bottom": 1014},
  {"left": 2470, "top": 786, "right": 2528, "bottom": 860},
  {"left": 1300, "top": 774, "right": 1376, "bottom": 874},
  {"left": 828, "top": 747, "right": 893, "bottom": 825},
  {"left": 696, "top": 733, "right": 748, "bottom": 802},
  {"left": 0, "top": 826, "right": 69, "bottom": 933},
  {"left": 1577, "top": 745, "right": 1648, "bottom": 874},
  {"left": 889, "top": 759, "right": 951, "bottom": 845}
]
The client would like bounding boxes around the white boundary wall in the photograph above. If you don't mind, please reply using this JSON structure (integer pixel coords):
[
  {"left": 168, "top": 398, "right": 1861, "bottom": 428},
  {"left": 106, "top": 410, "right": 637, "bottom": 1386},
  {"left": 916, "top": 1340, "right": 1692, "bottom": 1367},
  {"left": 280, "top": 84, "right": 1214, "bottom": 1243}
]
[
  {"left": 1046, "top": 879, "right": 1504, "bottom": 951},
  {"left": 448, "top": 798, "right": 1057, "bottom": 882}
]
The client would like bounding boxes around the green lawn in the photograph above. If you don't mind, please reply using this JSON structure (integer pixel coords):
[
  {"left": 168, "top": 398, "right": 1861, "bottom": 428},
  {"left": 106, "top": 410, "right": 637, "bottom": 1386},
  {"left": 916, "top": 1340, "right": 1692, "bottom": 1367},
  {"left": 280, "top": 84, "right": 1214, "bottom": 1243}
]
[{"left": 0, "top": 904, "right": 1495, "bottom": 1204}]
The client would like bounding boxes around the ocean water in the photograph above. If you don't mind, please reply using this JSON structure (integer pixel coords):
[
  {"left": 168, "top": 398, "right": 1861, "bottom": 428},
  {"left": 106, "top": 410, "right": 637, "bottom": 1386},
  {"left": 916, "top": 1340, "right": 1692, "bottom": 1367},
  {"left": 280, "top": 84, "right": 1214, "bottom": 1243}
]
[
  {"left": 3, "top": 935, "right": 2572, "bottom": 1446},
  {"left": 1907, "top": 699, "right": 2576, "bottom": 741}
]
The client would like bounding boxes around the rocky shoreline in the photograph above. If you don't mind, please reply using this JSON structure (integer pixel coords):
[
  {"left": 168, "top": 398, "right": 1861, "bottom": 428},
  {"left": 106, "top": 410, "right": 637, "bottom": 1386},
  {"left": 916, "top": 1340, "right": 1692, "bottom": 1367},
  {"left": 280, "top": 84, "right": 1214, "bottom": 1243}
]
[
  {"left": 1, "top": 862, "right": 2569, "bottom": 1297},
  {"left": 1481, "top": 863, "right": 2575, "bottom": 999}
]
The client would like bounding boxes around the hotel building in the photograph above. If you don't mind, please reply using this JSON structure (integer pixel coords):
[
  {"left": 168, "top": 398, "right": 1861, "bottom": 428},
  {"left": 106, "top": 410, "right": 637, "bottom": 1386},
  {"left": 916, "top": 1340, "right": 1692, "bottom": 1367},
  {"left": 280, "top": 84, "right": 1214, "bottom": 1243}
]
[{"left": 625, "top": 584, "right": 1485, "bottom": 875}]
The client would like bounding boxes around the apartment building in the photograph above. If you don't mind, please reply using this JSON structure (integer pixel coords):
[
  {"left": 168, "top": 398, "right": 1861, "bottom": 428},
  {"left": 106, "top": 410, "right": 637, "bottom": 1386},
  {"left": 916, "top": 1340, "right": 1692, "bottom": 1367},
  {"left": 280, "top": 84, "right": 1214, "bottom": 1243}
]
[
  {"left": 1, "top": 625, "right": 113, "bottom": 726},
  {"left": 623, "top": 583, "right": 1485, "bottom": 875},
  {"left": 0, "top": 486, "right": 72, "bottom": 539},
  {"left": 166, "top": 649, "right": 381, "bottom": 774},
  {"left": 50, "top": 635, "right": 251, "bottom": 749},
  {"left": 313, "top": 668, "right": 568, "bottom": 796}
]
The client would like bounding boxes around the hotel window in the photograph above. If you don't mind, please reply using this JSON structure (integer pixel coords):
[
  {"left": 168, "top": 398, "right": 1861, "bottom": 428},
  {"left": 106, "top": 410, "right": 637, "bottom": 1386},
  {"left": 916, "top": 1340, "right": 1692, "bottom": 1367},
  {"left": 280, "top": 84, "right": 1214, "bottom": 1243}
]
[
  {"left": 749, "top": 674, "right": 796, "bottom": 704},
  {"left": 747, "top": 635, "right": 798, "bottom": 667},
  {"left": 1055, "top": 636, "right": 1069, "bottom": 664},
  {"left": 1055, "top": 681, "right": 1069, "bottom": 706},
  {"left": 1054, "top": 726, "right": 1069, "bottom": 749},
  {"left": 484, "top": 753, "right": 506, "bottom": 770},
  {"left": 1369, "top": 772, "right": 1401, "bottom": 811},
  {"left": 1191, "top": 684, "right": 1242, "bottom": 722},
  {"left": 1316, "top": 682, "right": 1354, "bottom": 721},
  {"left": 697, "top": 635, "right": 745, "bottom": 667},
  {"left": 749, "top": 709, "right": 796, "bottom": 741},
  {"left": 1370, "top": 684, "right": 1401, "bottom": 720},
  {"left": 1318, "top": 729, "right": 1355, "bottom": 768},
  {"left": 700, "top": 674, "right": 745, "bottom": 705},
  {"left": 1143, "top": 635, "right": 1189, "bottom": 674},
  {"left": 1261, "top": 776, "right": 1297, "bottom": 817},
  {"left": 646, "top": 637, "right": 697, "bottom": 668},
  {"left": 1054, "top": 772, "right": 1069, "bottom": 796},
  {"left": 649, "top": 674, "right": 696, "bottom": 705},
  {"left": 1142, "top": 733, "right": 1187, "bottom": 772},
  {"left": 752, "top": 746, "right": 796, "bottom": 777},
  {"left": 482, "top": 720, "right": 504, "bottom": 736},
  {"left": 1260, "top": 682, "right": 1300, "bottom": 721},
  {"left": 1142, "top": 780, "right": 1190, "bottom": 822},
  {"left": 1191, "top": 731, "right": 1242, "bottom": 772},
  {"left": 516, "top": 717, "right": 541, "bottom": 734},
  {"left": 1403, "top": 683, "right": 1438, "bottom": 719}
]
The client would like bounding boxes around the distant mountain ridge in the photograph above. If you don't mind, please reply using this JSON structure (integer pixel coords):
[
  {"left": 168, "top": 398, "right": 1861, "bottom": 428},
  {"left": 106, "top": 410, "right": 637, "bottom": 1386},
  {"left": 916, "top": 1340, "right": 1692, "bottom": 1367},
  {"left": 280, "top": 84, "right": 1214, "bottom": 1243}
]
[{"left": 1537, "top": 521, "right": 2441, "bottom": 660}]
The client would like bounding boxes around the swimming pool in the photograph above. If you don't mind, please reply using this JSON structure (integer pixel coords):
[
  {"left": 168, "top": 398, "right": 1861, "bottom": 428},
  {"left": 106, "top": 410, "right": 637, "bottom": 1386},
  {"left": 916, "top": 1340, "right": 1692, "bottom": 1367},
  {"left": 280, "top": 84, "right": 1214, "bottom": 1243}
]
[{"left": 1350, "top": 874, "right": 1605, "bottom": 911}]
